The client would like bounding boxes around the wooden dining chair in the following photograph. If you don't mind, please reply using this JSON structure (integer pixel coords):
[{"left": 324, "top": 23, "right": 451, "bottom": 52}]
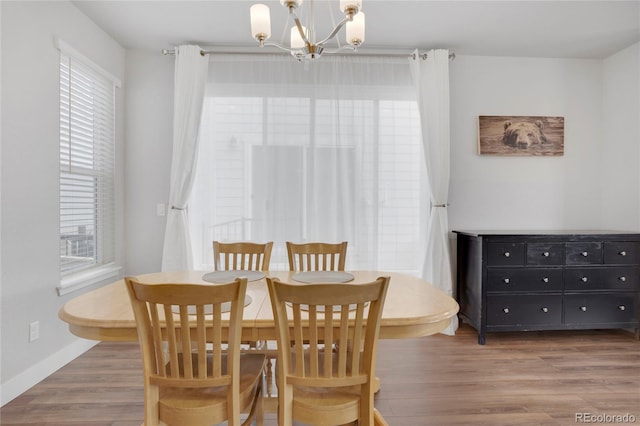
[
  {"left": 212, "top": 240, "right": 276, "bottom": 389},
  {"left": 213, "top": 241, "right": 273, "bottom": 271},
  {"left": 125, "top": 276, "right": 265, "bottom": 426},
  {"left": 286, "top": 241, "right": 348, "bottom": 271},
  {"left": 266, "top": 276, "right": 390, "bottom": 426}
]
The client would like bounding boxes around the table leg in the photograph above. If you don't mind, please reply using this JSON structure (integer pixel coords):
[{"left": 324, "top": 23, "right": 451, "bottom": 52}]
[{"left": 265, "top": 358, "right": 274, "bottom": 397}]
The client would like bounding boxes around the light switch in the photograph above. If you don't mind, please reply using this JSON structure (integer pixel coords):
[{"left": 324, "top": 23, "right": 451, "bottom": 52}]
[
  {"left": 29, "top": 321, "right": 40, "bottom": 342},
  {"left": 157, "top": 203, "right": 166, "bottom": 217}
]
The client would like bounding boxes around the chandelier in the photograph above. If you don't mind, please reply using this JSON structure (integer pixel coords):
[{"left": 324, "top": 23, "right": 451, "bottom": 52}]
[{"left": 250, "top": 0, "right": 365, "bottom": 61}]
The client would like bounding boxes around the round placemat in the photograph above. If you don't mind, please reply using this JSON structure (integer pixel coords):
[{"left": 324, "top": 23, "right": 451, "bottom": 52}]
[
  {"left": 292, "top": 271, "right": 354, "bottom": 283},
  {"left": 172, "top": 295, "right": 252, "bottom": 315},
  {"left": 202, "top": 270, "right": 265, "bottom": 283}
]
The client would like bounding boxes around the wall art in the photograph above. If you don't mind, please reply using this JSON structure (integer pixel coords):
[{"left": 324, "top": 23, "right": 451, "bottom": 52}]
[{"left": 478, "top": 115, "right": 565, "bottom": 156}]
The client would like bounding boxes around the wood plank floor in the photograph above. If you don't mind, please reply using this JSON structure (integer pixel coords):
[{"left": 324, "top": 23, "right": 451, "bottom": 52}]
[{"left": 2, "top": 324, "right": 639, "bottom": 425}]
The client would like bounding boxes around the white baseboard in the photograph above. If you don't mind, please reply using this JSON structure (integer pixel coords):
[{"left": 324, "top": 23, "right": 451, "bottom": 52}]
[{"left": 1, "top": 338, "right": 98, "bottom": 406}]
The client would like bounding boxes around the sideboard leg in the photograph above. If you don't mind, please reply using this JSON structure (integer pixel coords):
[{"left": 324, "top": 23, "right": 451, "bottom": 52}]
[{"left": 478, "top": 333, "right": 486, "bottom": 345}]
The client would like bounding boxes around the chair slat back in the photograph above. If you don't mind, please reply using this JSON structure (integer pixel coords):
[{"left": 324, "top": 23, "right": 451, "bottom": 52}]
[
  {"left": 125, "top": 277, "right": 247, "bottom": 389},
  {"left": 213, "top": 241, "right": 273, "bottom": 271},
  {"left": 286, "top": 241, "right": 348, "bottom": 271},
  {"left": 267, "top": 276, "right": 389, "bottom": 389}
]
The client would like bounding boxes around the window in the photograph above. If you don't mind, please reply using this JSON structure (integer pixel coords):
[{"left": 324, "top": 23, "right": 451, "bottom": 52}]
[
  {"left": 190, "top": 55, "right": 426, "bottom": 273},
  {"left": 58, "top": 40, "right": 120, "bottom": 293}
]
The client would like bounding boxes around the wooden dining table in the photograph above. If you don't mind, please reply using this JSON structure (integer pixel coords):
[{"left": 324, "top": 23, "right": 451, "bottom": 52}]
[
  {"left": 59, "top": 270, "right": 459, "bottom": 426},
  {"left": 59, "top": 270, "right": 458, "bottom": 342}
]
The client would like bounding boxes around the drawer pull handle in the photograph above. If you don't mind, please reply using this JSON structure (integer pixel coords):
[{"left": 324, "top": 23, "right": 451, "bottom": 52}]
[
  {"left": 619, "top": 251, "right": 627, "bottom": 256},
  {"left": 619, "top": 276, "right": 627, "bottom": 282},
  {"left": 541, "top": 307, "right": 549, "bottom": 313},
  {"left": 581, "top": 277, "right": 588, "bottom": 283},
  {"left": 503, "top": 308, "right": 510, "bottom": 314},
  {"left": 503, "top": 278, "right": 510, "bottom": 284},
  {"left": 542, "top": 277, "right": 549, "bottom": 283},
  {"left": 580, "top": 306, "right": 587, "bottom": 312},
  {"left": 581, "top": 251, "right": 589, "bottom": 257},
  {"left": 543, "top": 251, "right": 550, "bottom": 257},
  {"left": 619, "top": 305, "right": 626, "bottom": 311},
  {"left": 504, "top": 251, "right": 510, "bottom": 258}
]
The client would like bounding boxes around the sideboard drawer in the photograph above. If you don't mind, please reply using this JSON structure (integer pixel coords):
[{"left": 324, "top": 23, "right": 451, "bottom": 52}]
[
  {"left": 527, "top": 243, "right": 564, "bottom": 265},
  {"left": 564, "top": 293, "right": 638, "bottom": 324},
  {"left": 487, "top": 295, "right": 562, "bottom": 326},
  {"left": 564, "top": 267, "right": 640, "bottom": 291},
  {"left": 604, "top": 242, "right": 640, "bottom": 265},
  {"left": 487, "top": 268, "right": 563, "bottom": 293},
  {"left": 487, "top": 242, "right": 525, "bottom": 266},
  {"left": 566, "top": 242, "right": 602, "bottom": 265}
]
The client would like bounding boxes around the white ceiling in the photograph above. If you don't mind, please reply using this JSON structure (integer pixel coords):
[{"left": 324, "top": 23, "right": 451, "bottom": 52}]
[{"left": 72, "top": 0, "right": 640, "bottom": 59}]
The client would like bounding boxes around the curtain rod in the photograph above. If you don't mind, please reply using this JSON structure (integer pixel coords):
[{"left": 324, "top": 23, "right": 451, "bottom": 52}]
[{"left": 161, "top": 48, "right": 455, "bottom": 61}]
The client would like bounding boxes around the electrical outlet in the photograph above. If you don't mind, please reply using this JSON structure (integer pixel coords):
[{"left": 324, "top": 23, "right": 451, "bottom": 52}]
[{"left": 29, "top": 321, "right": 40, "bottom": 342}]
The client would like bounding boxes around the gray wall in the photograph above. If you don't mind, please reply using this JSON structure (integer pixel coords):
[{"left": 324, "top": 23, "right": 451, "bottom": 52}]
[
  {"left": 448, "top": 47, "right": 639, "bottom": 232},
  {"left": 1, "top": 0, "right": 639, "bottom": 406},
  {"left": 124, "top": 50, "right": 173, "bottom": 275},
  {"left": 449, "top": 56, "right": 606, "bottom": 230},
  {"left": 1, "top": 1, "right": 125, "bottom": 403},
  {"left": 601, "top": 43, "right": 640, "bottom": 230}
]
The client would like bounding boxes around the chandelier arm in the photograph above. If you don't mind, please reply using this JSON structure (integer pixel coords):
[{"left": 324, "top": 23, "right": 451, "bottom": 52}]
[
  {"left": 262, "top": 40, "right": 295, "bottom": 53},
  {"left": 320, "top": 45, "right": 357, "bottom": 54},
  {"left": 316, "top": 16, "right": 350, "bottom": 47},
  {"left": 289, "top": 8, "right": 312, "bottom": 47}
]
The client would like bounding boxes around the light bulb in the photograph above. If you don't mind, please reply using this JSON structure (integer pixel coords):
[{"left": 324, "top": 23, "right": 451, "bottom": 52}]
[
  {"left": 250, "top": 4, "right": 271, "bottom": 40},
  {"left": 346, "top": 12, "right": 365, "bottom": 46},
  {"left": 291, "top": 25, "right": 308, "bottom": 49}
]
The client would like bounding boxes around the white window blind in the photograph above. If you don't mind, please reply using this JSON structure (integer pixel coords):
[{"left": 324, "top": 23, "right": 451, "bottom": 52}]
[{"left": 59, "top": 46, "right": 116, "bottom": 279}]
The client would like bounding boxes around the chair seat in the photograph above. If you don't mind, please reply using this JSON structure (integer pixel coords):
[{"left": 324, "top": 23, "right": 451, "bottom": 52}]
[
  {"left": 289, "top": 353, "right": 361, "bottom": 424},
  {"left": 159, "top": 353, "right": 266, "bottom": 426},
  {"left": 293, "top": 384, "right": 360, "bottom": 410},
  {"left": 290, "top": 384, "right": 366, "bottom": 425}
]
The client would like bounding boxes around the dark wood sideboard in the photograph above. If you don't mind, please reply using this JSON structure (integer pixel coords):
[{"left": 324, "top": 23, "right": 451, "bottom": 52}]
[{"left": 454, "top": 230, "right": 640, "bottom": 344}]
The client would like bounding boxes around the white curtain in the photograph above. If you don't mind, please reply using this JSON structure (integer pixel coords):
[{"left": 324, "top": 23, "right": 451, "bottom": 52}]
[
  {"left": 190, "top": 54, "right": 428, "bottom": 273},
  {"left": 410, "top": 49, "right": 458, "bottom": 335},
  {"left": 161, "top": 45, "right": 209, "bottom": 271}
]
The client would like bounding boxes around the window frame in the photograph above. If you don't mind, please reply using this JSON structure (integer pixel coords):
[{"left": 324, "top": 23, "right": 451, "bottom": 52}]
[{"left": 56, "top": 39, "right": 121, "bottom": 295}]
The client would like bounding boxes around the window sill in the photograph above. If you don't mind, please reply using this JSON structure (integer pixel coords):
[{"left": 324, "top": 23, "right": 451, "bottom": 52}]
[{"left": 57, "top": 264, "right": 122, "bottom": 296}]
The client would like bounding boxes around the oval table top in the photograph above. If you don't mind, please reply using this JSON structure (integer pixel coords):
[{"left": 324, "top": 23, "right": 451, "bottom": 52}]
[{"left": 59, "top": 270, "right": 459, "bottom": 342}]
